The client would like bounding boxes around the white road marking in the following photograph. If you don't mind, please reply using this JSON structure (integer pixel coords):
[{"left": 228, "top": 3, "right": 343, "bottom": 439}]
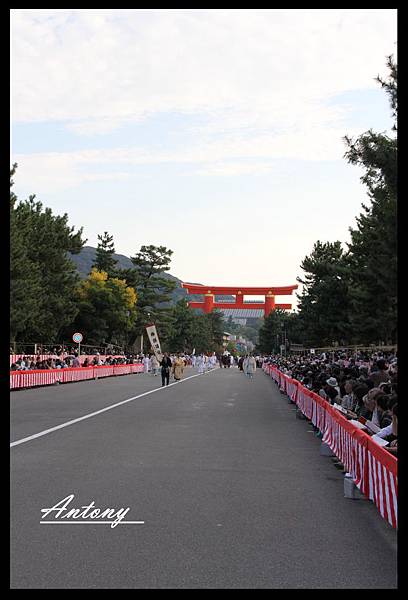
[{"left": 10, "top": 368, "right": 219, "bottom": 448}]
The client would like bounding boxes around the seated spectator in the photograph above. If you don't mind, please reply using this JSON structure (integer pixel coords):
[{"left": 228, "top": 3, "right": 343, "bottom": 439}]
[
  {"left": 371, "top": 393, "right": 392, "bottom": 429},
  {"left": 352, "top": 383, "right": 370, "bottom": 416},
  {"left": 82, "top": 357, "right": 89, "bottom": 367},
  {"left": 341, "top": 379, "right": 356, "bottom": 410},
  {"left": 369, "top": 359, "right": 390, "bottom": 387},
  {"left": 360, "top": 387, "right": 383, "bottom": 420},
  {"left": 326, "top": 384, "right": 340, "bottom": 405},
  {"left": 326, "top": 376, "right": 340, "bottom": 396},
  {"left": 72, "top": 356, "right": 81, "bottom": 368}
]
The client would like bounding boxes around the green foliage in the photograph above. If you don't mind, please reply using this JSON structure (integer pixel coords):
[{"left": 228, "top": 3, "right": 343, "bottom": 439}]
[
  {"left": 117, "top": 245, "right": 177, "bottom": 345},
  {"left": 10, "top": 165, "right": 86, "bottom": 342},
  {"left": 63, "top": 269, "right": 137, "bottom": 346},
  {"left": 296, "top": 241, "right": 351, "bottom": 346},
  {"left": 293, "top": 55, "right": 397, "bottom": 347},
  {"left": 343, "top": 55, "right": 397, "bottom": 344},
  {"left": 203, "top": 310, "right": 225, "bottom": 351},
  {"left": 257, "top": 309, "right": 287, "bottom": 354},
  {"left": 10, "top": 164, "right": 43, "bottom": 340},
  {"left": 92, "top": 231, "right": 118, "bottom": 277},
  {"left": 165, "top": 300, "right": 194, "bottom": 352},
  {"left": 165, "top": 303, "right": 225, "bottom": 354}
]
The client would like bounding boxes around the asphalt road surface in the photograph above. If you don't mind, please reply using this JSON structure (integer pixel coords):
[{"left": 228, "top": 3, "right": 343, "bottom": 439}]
[{"left": 10, "top": 366, "right": 397, "bottom": 589}]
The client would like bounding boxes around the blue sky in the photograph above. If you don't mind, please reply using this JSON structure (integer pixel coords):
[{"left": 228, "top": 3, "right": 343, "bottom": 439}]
[{"left": 11, "top": 9, "right": 397, "bottom": 306}]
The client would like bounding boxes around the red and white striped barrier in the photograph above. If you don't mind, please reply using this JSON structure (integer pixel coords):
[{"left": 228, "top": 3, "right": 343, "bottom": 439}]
[
  {"left": 10, "top": 364, "right": 144, "bottom": 390},
  {"left": 60, "top": 366, "right": 96, "bottom": 384},
  {"left": 263, "top": 363, "right": 398, "bottom": 529},
  {"left": 11, "top": 370, "right": 61, "bottom": 389}
]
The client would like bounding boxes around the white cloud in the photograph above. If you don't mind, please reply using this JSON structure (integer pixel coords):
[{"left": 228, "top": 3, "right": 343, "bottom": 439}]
[
  {"left": 11, "top": 9, "right": 396, "bottom": 126},
  {"left": 11, "top": 9, "right": 396, "bottom": 192}
]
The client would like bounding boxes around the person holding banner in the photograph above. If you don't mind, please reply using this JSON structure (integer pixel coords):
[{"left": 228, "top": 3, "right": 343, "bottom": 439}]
[{"left": 160, "top": 353, "right": 172, "bottom": 386}]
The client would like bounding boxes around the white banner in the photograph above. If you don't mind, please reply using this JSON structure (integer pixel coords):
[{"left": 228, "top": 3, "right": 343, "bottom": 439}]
[{"left": 145, "top": 324, "right": 163, "bottom": 362}]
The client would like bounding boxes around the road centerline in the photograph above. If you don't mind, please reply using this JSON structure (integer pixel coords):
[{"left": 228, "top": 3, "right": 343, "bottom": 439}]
[{"left": 10, "top": 368, "right": 218, "bottom": 448}]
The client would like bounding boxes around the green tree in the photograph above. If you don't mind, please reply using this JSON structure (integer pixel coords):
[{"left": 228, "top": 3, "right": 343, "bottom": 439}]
[
  {"left": 257, "top": 309, "right": 287, "bottom": 354},
  {"left": 296, "top": 241, "right": 351, "bottom": 347},
  {"left": 65, "top": 269, "right": 137, "bottom": 346},
  {"left": 203, "top": 310, "right": 224, "bottom": 351},
  {"left": 92, "top": 231, "right": 118, "bottom": 277},
  {"left": 118, "top": 245, "right": 177, "bottom": 346},
  {"left": 10, "top": 166, "right": 86, "bottom": 342},
  {"left": 166, "top": 302, "right": 226, "bottom": 354},
  {"left": 10, "top": 165, "right": 43, "bottom": 340},
  {"left": 166, "top": 299, "right": 195, "bottom": 352},
  {"left": 343, "top": 55, "right": 397, "bottom": 344}
]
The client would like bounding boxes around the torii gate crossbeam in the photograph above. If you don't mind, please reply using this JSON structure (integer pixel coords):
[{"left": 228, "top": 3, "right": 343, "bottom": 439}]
[{"left": 181, "top": 283, "right": 298, "bottom": 316}]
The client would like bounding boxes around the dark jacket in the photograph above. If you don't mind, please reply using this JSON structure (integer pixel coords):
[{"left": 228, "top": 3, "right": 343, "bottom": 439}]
[{"left": 160, "top": 357, "right": 172, "bottom": 371}]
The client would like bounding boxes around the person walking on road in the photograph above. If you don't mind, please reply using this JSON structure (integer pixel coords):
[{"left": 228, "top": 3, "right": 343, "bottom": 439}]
[
  {"left": 172, "top": 353, "right": 185, "bottom": 382},
  {"left": 160, "top": 353, "right": 172, "bottom": 386},
  {"left": 244, "top": 354, "right": 257, "bottom": 379},
  {"left": 197, "top": 353, "right": 205, "bottom": 374},
  {"left": 143, "top": 354, "right": 151, "bottom": 373},
  {"left": 151, "top": 354, "right": 159, "bottom": 376}
]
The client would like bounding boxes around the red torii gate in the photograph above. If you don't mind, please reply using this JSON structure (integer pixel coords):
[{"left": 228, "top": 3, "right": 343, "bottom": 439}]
[{"left": 181, "top": 283, "right": 298, "bottom": 317}]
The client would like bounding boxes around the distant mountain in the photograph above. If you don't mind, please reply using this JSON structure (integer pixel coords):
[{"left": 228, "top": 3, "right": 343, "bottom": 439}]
[{"left": 68, "top": 246, "right": 234, "bottom": 306}]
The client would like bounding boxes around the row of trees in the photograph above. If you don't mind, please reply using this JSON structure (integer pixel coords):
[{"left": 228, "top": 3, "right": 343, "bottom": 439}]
[
  {"left": 258, "top": 56, "right": 397, "bottom": 353},
  {"left": 10, "top": 181, "right": 224, "bottom": 353}
]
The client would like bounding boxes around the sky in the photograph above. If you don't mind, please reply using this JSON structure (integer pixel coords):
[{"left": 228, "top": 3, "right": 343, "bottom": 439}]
[{"left": 11, "top": 9, "right": 397, "bottom": 307}]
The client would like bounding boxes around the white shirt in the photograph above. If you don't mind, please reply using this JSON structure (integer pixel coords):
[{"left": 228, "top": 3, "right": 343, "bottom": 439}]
[{"left": 376, "top": 424, "right": 393, "bottom": 439}]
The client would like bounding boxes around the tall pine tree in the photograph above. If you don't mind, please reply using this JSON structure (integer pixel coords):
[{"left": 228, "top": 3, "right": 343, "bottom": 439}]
[
  {"left": 92, "top": 231, "right": 118, "bottom": 277},
  {"left": 118, "top": 245, "right": 177, "bottom": 346},
  {"left": 344, "top": 55, "right": 397, "bottom": 344},
  {"left": 10, "top": 165, "right": 86, "bottom": 342},
  {"left": 296, "top": 241, "right": 351, "bottom": 347}
]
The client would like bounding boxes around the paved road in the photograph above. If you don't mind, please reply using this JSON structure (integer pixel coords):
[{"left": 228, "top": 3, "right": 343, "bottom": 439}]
[{"left": 10, "top": 367, "right": 397, "bottom": 588}]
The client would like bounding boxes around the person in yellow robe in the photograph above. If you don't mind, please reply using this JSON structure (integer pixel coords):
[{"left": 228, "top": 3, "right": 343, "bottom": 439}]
[{"left": 172, "top": 353, "right": 185, "bottom": 381}]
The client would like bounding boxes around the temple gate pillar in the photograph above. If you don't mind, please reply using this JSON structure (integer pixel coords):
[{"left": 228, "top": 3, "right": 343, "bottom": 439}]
[
  {"left": 203, "top": 293, "right": 214, "bottom": 313},
  {"left": 264, "top": 293, "right": 275, "bottom": 316},
  {"left": 235, "top": 291, "right": 244, "bottom": 308}
]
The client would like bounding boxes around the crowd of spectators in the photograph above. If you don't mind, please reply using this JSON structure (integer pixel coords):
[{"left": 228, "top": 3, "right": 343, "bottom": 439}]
[
  {"left": 10, "top": 352, "right": 144, "bottom": 371},
  {"left": 10, "top": 344, "right": 125, "bottom": 357},
  {"left": 263, "top": 350, "right": 397, "bottom": 455}
]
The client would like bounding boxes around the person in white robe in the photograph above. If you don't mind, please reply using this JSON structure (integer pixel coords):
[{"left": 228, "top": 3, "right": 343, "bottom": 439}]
[
  {"left": 197, "top": 354, "right": 205, "bottom": 374},
  {"left": 143, "top": 355, "right": 151, "bottom": 373},
  {"left": 210, "top": 353, "right": 217, "bottom": 368},
  {"left": 244, "top": 354, "right": 257, "bottom": 379},
  {"left": 150, "top": 354, "right": 159, "bottom": 376}
]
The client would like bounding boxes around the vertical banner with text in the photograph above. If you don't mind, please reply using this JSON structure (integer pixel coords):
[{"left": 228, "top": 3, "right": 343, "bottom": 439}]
[{"left": 145, "top": 324, "right": 163, "bottom": 362}]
